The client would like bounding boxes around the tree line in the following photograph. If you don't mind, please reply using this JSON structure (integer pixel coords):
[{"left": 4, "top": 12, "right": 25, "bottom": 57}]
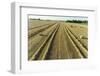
[{"left": 66, "top": 20, "right": 88, "bottom": 23}]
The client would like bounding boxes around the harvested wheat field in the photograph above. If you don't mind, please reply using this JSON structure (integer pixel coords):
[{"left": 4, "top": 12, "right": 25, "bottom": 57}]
[{"left": 28, "top": 19, "right": 88, "bottom": 61}]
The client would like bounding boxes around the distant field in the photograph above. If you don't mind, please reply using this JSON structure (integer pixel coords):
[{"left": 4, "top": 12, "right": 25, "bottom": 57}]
[{"left": 28, "top": 19, "right": 88, "bottom": 61}]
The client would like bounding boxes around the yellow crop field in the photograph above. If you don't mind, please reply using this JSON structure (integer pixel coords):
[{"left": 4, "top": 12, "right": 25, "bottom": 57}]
[{"left": 28, "top": 19, "right": 88, "bottom": 61}]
